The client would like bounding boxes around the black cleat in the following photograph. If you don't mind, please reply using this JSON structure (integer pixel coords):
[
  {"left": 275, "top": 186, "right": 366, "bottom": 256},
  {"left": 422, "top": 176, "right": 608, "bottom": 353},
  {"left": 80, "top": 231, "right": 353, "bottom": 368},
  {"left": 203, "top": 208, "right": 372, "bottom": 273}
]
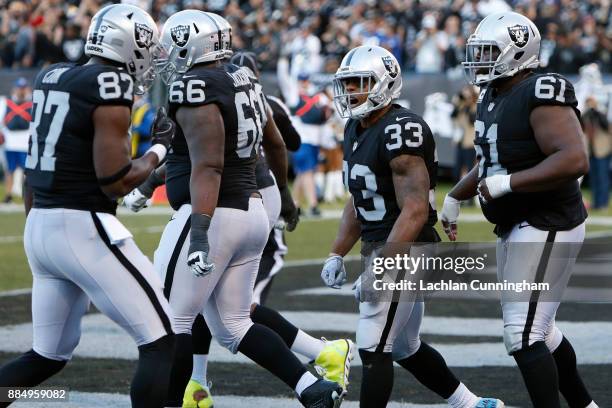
[{"left": 298, "top": 379, "right": 344, "bottom": 408}]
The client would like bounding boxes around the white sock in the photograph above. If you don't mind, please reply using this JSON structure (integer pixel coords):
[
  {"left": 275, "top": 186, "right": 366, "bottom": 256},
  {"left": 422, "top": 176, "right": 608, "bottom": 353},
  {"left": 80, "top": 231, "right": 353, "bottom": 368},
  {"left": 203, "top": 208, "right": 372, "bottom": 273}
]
[
  {"left": 586, "top": 402, "right": 599, "bottom": 408},
  {"left": 291, "top": 330, "right": 325, "bottom": 360},
  {"left": 191, "top": 354, "right": 208, "bottom": 385},
  {"left": 295, "top": 371, "right": 318, "bottom": 396},
  {"left": 446, "top": 382, "right": 479, "bottom": 408}
]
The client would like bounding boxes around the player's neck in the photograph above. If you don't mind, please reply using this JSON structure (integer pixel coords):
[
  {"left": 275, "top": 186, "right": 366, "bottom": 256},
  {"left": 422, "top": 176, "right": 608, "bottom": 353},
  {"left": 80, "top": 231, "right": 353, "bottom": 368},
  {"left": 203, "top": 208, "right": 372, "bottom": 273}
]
[
  {"left": 491, "top": 71, "right": 532, "bottom": 94},
  {"left": 86, "top": 56, "right": 124, "bottom": 69},
  {"left": 360, "top": 104, "right": 393, "bottom": 128}
]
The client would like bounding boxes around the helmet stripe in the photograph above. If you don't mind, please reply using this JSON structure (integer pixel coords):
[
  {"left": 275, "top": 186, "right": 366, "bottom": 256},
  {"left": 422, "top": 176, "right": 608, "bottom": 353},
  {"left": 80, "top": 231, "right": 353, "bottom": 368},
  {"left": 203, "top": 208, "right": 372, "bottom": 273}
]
[
  {"left": 345, "top": 48, "right": 357, "bottom": 66},
  {"left": 202, "top": 13, "right": 222, "bottom": 52},
  {"left": 92, "top": 5, "right": 115, "bottom": 38}
]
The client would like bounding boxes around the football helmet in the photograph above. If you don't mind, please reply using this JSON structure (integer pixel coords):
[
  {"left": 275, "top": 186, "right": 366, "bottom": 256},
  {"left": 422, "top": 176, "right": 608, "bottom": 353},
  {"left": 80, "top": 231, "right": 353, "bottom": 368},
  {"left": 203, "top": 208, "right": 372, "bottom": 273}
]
[
  {"left": 463, "top": 11, "right": 541, "bottom": 85},
  {"left": 333, "top": 45, "right": 402, "bottom": 119},
  {"left": 85, "top": 4, "right": 160, "bottom": 94},
  {"left": 157, "top": 10, "right": 230, "bottom": 83}
]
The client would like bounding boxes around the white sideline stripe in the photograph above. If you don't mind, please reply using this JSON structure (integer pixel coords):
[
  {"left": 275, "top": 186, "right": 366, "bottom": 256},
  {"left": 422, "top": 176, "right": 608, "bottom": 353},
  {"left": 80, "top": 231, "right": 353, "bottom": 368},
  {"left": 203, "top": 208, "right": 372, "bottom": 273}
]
[
  {"left": 1, "top": 313, "right": 611, "bottom": 366},
  {"left": 11, "top": 392, "right": 452, "bottom": 408}
]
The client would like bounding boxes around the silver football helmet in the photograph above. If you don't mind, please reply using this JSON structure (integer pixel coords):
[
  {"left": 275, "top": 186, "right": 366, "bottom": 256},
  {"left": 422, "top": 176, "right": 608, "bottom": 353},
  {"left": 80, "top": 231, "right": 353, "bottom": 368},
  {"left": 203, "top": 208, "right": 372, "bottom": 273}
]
[
  {"left": 333, "top": 45, "right": 402, "bottom": 119},
  {"left": 206, "top": 12, "right": 233, "bottom": 59},
  {"left": 85, "top": 4, "right": 159, "bottom": 94},
  {"left": 157, "top": 10, "right": 230, "bottom": 83},
  {"left": 463, "top": 11, "right": 541, "bottom": 85}
]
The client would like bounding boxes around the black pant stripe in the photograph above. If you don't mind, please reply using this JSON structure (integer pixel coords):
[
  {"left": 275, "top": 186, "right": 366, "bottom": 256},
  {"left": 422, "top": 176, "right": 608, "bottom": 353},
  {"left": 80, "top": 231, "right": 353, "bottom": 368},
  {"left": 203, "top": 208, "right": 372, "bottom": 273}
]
[
  {"left": 90, "top": 212, "right": 173, "bottom": 335},
  {"left": 521, "top": 231, "right": 557, "bottom": 350},
  {"left": 375, "top": 267, "right": 407, "bottom": 354},
  {"left": 163, "top": 217, "right": 192, "bottom": 300}
]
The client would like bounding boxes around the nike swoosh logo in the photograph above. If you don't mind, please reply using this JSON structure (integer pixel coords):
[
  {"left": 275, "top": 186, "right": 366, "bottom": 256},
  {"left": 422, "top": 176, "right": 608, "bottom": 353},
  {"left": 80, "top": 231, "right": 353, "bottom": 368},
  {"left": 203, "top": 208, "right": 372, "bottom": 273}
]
[
  {"left": 518, "top": 223, "right": 530, "bottom": 229},
  {"left": 396, "top": 116, "right": 411, "bottom": 121},
  {"left": 182, "top": 75, "right": 197, "bottom": 79}
]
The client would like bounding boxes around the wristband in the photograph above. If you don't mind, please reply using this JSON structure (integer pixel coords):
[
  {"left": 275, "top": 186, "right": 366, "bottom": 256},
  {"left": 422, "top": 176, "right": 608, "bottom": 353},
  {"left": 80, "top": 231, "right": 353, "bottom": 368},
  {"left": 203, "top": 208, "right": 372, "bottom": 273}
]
[
  {"left": 190, "top": 213, "right": 212, "bottom": 243},
  {"left": 139, "top": 168, "right": 165, "bottom": 197},
  {"left": 147, "top": 144, "right": 167, "bottom": 163},
  {"left": 486, "top": 174, "right": 513, "bottom": 199}
]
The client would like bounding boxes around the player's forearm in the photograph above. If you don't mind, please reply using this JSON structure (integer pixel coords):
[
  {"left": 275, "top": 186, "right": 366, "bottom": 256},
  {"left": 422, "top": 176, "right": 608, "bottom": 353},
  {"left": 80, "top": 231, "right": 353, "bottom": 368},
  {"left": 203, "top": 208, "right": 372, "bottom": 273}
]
[
  {"left": 190, "top": 164, "right": 222, "bottom": 217},
  {"left": 509, "top": 147, "right": 588, "bottom": 193},
  {"left": 386, "top": 199, "right": 428, "bottom": 244},
  {"left": 448, "top": 165, "right": 479, "bottom": 200},
  {"left": 330, "top": 199, "right": 361, "bottom": 257},
  {"left": 101, "top": 154, "right": 158, "bottom": 199}
]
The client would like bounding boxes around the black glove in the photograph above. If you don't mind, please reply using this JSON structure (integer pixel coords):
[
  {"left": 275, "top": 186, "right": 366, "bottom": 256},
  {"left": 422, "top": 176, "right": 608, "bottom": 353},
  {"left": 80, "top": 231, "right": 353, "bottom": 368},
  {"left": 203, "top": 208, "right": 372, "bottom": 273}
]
[
  {"left": 187, "top": 214, "right": 215, "bottom": 277},
  {"left": 279, "top": 185, "right": 299, "bottom": 232},
  {"left": 150, "top": 107, "right": 175, "bottom": 150}
]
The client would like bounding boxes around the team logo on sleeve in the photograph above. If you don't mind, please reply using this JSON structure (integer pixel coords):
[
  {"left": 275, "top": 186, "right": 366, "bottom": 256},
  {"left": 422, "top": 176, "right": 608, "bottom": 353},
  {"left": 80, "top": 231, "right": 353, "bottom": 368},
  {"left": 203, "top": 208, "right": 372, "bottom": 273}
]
[
  {"left": 134, "top": 23, "right": 154, "bottom": 48},
  {"left": 507, "top": 24, "right": 529, "bottom": 48},
  {"left": 171, "top": 25, "right": 190, "bottom": 47}
]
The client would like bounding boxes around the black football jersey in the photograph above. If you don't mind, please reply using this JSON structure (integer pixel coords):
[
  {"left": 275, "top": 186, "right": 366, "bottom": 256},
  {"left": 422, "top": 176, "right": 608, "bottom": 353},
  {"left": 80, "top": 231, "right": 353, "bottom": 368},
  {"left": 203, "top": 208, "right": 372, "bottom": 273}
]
[
  {"left": 166, "top": 63, "right": 267, "bottom": 211},
  {"left": 475, "top": 73, "right": 587, "bottom": 235},
  {"left": 343, "top": 104, "right": 439, "bottom": 242},
  {"left": 25, "top": 62, "right": 134, "bottom": 214},
  {"left": 255, "top": 95, "right": 301, "bottom": 190}
]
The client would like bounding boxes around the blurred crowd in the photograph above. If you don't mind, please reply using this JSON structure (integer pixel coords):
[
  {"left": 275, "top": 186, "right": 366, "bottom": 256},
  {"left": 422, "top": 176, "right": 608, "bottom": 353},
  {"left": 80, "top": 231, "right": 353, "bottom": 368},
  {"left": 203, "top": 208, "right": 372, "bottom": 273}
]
[{"left": 0, "top": 0, "right": 610, "bottom": 74}]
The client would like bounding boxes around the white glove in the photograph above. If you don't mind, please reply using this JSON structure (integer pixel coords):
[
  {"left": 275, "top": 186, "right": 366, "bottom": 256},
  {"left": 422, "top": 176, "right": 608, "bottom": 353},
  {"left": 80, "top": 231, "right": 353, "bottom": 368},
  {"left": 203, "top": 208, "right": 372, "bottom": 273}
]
[
  {"left": 321, "top": 254, "right": 347, "bottom": 289},
  {"left": 440, "top": 194, "right": 461, "bottom": 241},
  {"left": 480, "top": 174, "right": 512, "bottom": 201},
  {"left": 123, "top": 188, "right": 150, "bottom": 212}
]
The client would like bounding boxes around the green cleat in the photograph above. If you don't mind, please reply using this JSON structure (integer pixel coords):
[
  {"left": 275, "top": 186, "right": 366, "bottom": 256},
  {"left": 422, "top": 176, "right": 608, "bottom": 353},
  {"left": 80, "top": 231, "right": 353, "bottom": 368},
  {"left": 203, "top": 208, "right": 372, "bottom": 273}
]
[
  {"left": 182, "top": 379, "right": 214, "bottom": 408},
  {"left": 314, "top": 339, "right": 355, "bottom": 393}
]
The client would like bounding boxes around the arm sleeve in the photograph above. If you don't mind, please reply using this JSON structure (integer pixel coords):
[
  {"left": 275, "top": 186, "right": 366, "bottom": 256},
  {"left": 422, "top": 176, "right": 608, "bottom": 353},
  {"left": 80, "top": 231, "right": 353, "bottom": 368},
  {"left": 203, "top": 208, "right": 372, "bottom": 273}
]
[
  {"left": 380, "top": 115, "right": 429, "bottom": 163},
  {"left": 87, "top": 66, "right": 134, "bottom": 108},
  {"left": 268, "top": 98, "right": 301, "bottom": 151},
  {"left": 529, "top": 74, "right": 579, "bottom": 114},
  {"left": 168, "top": 72, "right": 226, "bottom": 109}
]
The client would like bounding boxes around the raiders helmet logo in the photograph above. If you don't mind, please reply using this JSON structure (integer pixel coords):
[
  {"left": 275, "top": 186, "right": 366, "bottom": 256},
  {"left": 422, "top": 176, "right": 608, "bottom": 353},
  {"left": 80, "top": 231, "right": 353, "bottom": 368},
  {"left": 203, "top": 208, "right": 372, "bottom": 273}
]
[
  {"left": 381, "top": 56, "right": 398, "bottom": 78},
  {"left": 171, "top": 25, "right": 190, "bottom": 47},
  {"left": 134, "top": 23, "right": 154, "bottom": 49},
  {"left": 507, "top": 24, "right": 529, "bottom": 48}
]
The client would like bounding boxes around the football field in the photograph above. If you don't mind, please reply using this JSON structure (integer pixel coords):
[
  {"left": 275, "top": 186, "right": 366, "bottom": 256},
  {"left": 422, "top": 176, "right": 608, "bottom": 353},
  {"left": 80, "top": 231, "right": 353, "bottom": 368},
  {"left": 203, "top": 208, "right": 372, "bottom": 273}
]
[{"left": 0, "top": 196, "right": 611, "bottom": 407}]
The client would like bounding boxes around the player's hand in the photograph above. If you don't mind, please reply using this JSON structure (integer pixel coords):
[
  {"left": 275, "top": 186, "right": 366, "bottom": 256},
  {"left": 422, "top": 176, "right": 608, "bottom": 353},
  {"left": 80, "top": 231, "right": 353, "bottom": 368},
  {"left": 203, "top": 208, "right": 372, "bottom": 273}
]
[
  {"left": 321, "top": 254, "right": 347, "bottom": 289},
  {"left": 123, "top": 188, "right": 150, "bottom": 212},
  {"left": 279, "top": 185, "right": 299, "bottom": 232},
  {"left": 187, "top": 214, "right": 215, "bottom": 277},
  {"left": 477, "top": 174, "right": 512, "bottom": 204},
  {"left": 150, "top": 106, "right": 175, "bottom": 150},
  {"left": 440, "top": 194, "right": 460, "bottom": 241}
]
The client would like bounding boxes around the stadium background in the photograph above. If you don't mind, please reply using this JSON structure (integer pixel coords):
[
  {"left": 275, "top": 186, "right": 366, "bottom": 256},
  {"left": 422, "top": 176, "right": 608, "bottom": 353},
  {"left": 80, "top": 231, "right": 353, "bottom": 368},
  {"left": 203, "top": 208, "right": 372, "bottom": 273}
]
[{"left": 0, "top": 0, "right": 612, "bottom": 406}]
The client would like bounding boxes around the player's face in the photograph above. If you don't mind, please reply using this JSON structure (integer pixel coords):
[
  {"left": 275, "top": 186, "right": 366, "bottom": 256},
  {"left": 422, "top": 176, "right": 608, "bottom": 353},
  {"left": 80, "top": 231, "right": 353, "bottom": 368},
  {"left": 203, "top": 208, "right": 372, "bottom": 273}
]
[
  {"left": 468, "top": 43, "right": 501, "bottom": 75},
  {"left": 341, "top": 76, "right": 374, "bottom": 107}
]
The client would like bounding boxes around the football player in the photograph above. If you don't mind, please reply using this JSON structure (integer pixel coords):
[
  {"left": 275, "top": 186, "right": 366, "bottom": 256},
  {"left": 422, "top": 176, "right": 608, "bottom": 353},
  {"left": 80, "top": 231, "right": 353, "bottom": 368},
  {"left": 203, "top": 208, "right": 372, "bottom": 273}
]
[
  {"left": 442, "top": 11, "right": 598, "bottom": 408},
  {"left": 0, "top": 5, "right": 176, "bottom": 408},
  {"left": 153, "top": 10, "right": 344, "bottom": 408},
  {"left": 321, "top": 45, "right": 503, "bottom": 408},
  {"left": 125, "top": 45, "right": 353, "bottom": 408}
]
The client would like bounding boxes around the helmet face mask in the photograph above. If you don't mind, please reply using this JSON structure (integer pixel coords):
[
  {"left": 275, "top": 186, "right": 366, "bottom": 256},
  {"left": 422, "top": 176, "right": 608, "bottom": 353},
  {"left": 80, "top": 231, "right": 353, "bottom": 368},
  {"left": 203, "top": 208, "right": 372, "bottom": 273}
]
[
  {"left": 462, "top": 11, "right": 541, "bottom": 86},
  {"left": 333, "top": 72, "right": 378, "bottom": 119},
  {"left": 333, "top": 45, "right": 402, "bottom": 120}
]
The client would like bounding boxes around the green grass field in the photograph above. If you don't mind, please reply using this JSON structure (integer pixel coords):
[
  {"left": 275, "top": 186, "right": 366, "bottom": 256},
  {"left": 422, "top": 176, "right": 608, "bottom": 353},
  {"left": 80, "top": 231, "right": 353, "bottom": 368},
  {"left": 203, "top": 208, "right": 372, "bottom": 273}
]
[{"left": 1, "top": 182, "right": 610, "bottom": 291}]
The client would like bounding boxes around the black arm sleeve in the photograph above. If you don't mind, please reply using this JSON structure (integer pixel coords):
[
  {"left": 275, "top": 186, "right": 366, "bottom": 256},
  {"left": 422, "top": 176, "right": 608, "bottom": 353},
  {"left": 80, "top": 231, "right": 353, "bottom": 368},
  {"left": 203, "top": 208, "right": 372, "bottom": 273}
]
[{"left": 268, "top": 97, "right": 301, "bottom": 151}]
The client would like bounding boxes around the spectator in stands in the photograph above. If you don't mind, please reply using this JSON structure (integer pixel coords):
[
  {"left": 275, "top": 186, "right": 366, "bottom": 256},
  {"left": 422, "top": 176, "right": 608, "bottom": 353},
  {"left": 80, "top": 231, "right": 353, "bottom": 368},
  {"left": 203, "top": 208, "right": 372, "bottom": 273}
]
[
  {"left": 451, "top": 85, "right": 478, "bottom": 190},
  {"left": 414, "top": 13, "right": 448, "bottom": 73},
  {"left": 0, "top": 78, "right": 31, "bottom": 203},
  {"left": 583, "top": 96, "right": 612, "bottom": 210}
]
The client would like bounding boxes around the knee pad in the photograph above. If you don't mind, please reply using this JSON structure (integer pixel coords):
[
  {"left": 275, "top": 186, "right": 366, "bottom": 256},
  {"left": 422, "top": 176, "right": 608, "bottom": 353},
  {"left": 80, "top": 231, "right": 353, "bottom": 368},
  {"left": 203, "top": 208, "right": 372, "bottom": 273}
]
[
  {"left": 504, "top": 322, "right": 551, "bottom": 354},
  {"left": 392, "top": 336, "right": 421, "bottom": 362},
  {"left": 212, "top": 318, "right": 253, "bottom": 354},
  {"left": 544, "top": 325, "right": 563, "bottom": 353}
]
